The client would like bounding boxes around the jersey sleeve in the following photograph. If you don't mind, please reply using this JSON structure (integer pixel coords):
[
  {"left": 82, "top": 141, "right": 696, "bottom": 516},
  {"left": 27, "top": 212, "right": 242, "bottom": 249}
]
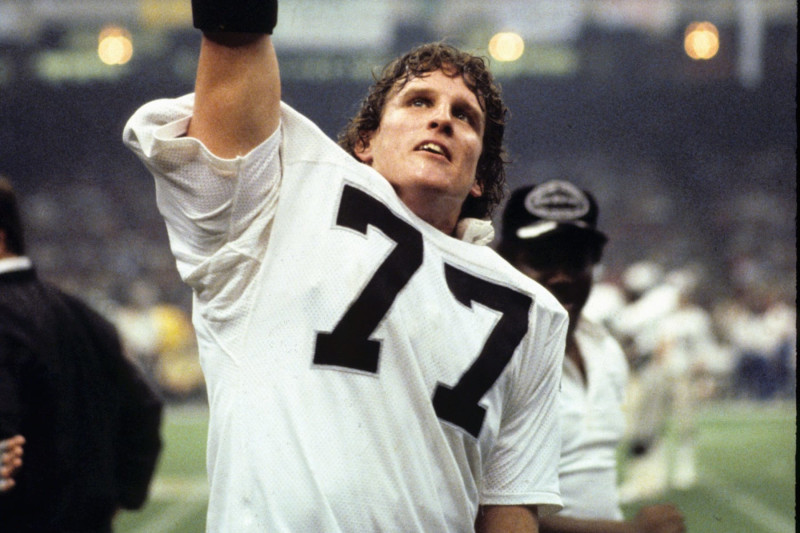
[
  {"left": 479, "top": 299, "right": 567, "bottom": 516},
  {"left": 123, "top": 94, "right": 281, "bottom": 328}
]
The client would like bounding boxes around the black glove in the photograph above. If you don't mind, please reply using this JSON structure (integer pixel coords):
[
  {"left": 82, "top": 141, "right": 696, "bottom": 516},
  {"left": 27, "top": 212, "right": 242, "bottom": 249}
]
[{"left": 191, "top": 0, "right": 278, "bottom": 34}]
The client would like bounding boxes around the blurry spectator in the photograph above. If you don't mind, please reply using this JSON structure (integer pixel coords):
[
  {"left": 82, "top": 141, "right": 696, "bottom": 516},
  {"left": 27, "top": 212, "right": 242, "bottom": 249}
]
[
  {"left": 605, "top": 261, "right": 677, "bottom": 501},
  {"left": 714, "top": 284, "right": 796, "bottom": 400},
  {"left": 0, "top": 177, "right": 164, "bottom": 532},
  {"left": 113, "top": 280, "right": 204, "bottom": 399},
  {"left": 611, "top": 261, "right": 678, "bottom": 368},
  {"left": 113, "top": 280, "right": 162, "bottom": 383},
  {"left": 643, "top": 268, "right": 722, "bottom": 489},
  {"left": 498, "top": 181, "right": 685, "bottom": 532},
  {"left": 582, "top": 274, "right": 626, "bottom": 329},
  {"left": 615, "top": 263, "right": 732, "bottom": 501}
]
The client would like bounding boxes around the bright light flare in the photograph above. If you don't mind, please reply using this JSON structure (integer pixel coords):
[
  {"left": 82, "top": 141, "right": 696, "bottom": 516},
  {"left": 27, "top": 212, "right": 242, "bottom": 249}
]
[
  {"left": 489, "top": 32, "right": 525, "bottom": 62},
  {"left": 98, "top": 26, "right": 133, "bottom": 66},
  {"left": 684, "top": 21, "right": 720, "bottom": 60}
]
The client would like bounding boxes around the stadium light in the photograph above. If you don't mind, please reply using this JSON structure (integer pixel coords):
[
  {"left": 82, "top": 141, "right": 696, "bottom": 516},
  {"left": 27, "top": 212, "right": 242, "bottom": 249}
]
[
  {"left": 488, "top": 32, "right": 525, "bottom": 62},
  {"left": 684, "top": 21, "right": 720, "bottom": 61},
  {"left": 98, "top": 26, "right": 133, "bottom": 66}
]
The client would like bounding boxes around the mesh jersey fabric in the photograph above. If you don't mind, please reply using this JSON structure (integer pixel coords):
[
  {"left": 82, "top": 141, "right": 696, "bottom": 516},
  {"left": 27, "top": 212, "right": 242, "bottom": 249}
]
[
  {"left": 557, "top": 316, "right": 628, "bottom": 520},
  {"left": 124, "top": 95, "right": 566, "bottom": 532}
]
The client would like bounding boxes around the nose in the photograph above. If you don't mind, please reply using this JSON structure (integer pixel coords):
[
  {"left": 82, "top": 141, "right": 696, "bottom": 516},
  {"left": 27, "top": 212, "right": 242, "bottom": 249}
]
[{"left": 428, "top": 104, "right": 454, "bottom": 135}]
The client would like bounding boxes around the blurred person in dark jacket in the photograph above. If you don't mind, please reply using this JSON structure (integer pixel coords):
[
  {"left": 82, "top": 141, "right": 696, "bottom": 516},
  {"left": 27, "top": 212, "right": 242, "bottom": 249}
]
[{"left": 0, "top": 176, "right": 164, "bottom": 533}]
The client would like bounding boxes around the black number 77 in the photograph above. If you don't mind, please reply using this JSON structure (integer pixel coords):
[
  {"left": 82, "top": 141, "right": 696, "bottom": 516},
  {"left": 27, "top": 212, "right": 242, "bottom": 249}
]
[{"left": 314, "top": 185, "right": 532, "bottom": 438}]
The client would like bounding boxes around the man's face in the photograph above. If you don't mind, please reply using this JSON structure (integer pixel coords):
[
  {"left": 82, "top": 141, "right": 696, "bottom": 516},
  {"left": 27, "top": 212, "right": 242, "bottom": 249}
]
[
  {"left": 356, "top": 69, "right": 485, "bottom": 231},
  {"left": 513, "top": 237, "right": 596, "bottom": 332}
]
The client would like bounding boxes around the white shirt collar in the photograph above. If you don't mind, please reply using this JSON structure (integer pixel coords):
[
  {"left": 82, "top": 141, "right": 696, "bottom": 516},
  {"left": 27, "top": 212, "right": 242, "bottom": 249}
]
[
  {"left": 454, "top": 218, "right": 495, "bottom": 246},
  {"left": 0, "top": 256, "right": 33, "bottom": 275}
]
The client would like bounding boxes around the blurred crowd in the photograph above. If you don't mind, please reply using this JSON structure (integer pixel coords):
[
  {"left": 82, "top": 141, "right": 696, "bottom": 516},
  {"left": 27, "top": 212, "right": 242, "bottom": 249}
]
[{"left": 588, "top": 260, "right": 795, "bottom": 403}]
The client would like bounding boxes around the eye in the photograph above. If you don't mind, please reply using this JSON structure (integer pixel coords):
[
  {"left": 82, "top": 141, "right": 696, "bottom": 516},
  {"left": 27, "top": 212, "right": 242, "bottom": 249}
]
[
  {"left": 454, "top": 107, "right": 478, "bottom": 127},
  {"left": 410, "top": 97, "right": 429, "bottom": 107}
]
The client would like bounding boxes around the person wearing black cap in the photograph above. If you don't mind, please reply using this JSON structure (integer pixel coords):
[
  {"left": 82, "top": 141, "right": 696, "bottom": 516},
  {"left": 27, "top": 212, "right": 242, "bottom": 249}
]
[{"left": 498, "top": 180, "right": 686, "bottom": 533}]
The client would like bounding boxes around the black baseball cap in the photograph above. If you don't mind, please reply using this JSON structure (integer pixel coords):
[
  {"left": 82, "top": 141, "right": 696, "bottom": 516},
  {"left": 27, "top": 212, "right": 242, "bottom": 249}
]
[{"left": 501, "top": 180, "right": 608, "bottom": 246}]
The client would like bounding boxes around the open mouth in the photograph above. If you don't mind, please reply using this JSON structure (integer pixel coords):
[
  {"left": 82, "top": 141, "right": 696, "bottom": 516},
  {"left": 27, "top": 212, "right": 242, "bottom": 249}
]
[{"left": 416, "top": 142, "right": 450, "bottom": 161}]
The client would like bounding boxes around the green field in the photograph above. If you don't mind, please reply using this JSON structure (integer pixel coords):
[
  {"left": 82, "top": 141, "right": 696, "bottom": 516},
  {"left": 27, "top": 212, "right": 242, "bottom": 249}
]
[{"left": 115, "top": 400, "right": 796, "bottom": 533}]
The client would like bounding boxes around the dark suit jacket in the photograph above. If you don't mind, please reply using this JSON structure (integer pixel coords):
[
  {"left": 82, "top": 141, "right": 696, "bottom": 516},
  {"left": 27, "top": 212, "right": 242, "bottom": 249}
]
[{"left": 0, "top": 266, "right": 163, "bottom": 533}]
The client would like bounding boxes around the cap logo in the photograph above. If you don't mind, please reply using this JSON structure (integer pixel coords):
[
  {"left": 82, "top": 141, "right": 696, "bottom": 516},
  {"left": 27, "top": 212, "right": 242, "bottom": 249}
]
[{"left": 524, "top": 180, "right": 590, "bottom": 222}]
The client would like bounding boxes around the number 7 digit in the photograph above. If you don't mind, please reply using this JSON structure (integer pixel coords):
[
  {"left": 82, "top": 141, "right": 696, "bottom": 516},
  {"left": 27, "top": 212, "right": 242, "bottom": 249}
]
[
  {"left": 313, "top": 185, "right": 424, "bottom": 373},
  {"left": 432, "top": 264, "right": 533, "bottom": 438}
]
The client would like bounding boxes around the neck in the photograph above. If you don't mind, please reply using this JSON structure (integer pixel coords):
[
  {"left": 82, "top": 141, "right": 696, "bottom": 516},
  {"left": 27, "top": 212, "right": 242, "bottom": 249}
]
[
  {"left": 565, "top": 333, "right": 579, "bottom": 357},
  {"left": 396, "top": 188, "right": 462, "bottom": 235},
  {"left": 565, "top": 334, "right": 587, "bottom": 383}
]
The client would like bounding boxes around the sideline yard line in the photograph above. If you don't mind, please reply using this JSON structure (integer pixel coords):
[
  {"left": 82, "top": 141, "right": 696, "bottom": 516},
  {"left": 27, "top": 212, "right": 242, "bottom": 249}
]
[
  {"left": 127, "top": 478, "right": 209, "bottom": 533},
  {"left": 149, "top": 476, "right": 209, "bottom": 501},
  {"left": 705, "top": 472, "right": 795, "bottom": 533},
  {"left": 165, "top": 403, "right": 210, "bottom": 421},
  {"left": 126, "top": 500, "right": 204, "bottom": 533}
]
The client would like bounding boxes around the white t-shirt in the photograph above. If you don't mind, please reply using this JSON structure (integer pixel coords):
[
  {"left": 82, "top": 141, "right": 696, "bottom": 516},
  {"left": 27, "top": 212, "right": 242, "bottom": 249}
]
[
  {"left": 612, "top": 283, "right": 680, "bottom": 357},
  {"left": 124, "top": 95, "right": 567, "bottom": 532},
  {"left": 557, "top": 317, "right": 628, "bottom": 520}
]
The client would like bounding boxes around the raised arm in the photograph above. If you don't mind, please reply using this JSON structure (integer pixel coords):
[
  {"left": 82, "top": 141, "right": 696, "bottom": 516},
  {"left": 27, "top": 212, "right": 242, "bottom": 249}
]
[
  {"left": 187, "top": 0, "right": 281, "bottom": 158},
  {"left": 476, "top": 504, "right": 539, "bottom": 533}
]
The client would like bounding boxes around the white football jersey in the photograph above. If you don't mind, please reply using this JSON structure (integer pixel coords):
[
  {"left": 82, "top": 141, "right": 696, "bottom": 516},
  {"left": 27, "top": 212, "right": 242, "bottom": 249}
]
[
  {"left": 124, "top": 96, "right": 566, "bottom": 532},
  {"left": 558, "top": 317, "right": 628, "bottom": 520}
]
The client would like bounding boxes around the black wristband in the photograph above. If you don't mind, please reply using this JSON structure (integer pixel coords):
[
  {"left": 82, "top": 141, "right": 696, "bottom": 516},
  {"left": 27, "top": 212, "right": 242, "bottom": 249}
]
[{"left": 191, "top": 0, "right": 278, "bottom": 34}]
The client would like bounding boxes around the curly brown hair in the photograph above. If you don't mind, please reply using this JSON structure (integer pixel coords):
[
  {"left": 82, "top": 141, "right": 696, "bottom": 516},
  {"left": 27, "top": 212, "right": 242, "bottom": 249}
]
[{"left": 337, "top": 43, "right": 509, "bottom": 220}]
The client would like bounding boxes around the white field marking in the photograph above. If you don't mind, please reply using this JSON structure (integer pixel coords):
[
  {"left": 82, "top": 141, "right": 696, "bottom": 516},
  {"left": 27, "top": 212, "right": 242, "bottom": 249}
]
[
  {"left": 165, "top": 403, "right": 210, "bottom": 421},
  {"left": 127, "top": 476, "right": 209, "bottom": 533},
  {"left": 148, "top": 476, "right": 209, "bottom": 501},
  {"left": 704, "top": 472, "right": 795, "bottom": 533}
]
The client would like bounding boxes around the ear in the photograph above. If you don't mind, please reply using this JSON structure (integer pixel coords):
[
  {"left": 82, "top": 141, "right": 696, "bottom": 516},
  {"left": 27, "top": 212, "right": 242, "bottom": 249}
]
[
  {"left": 469, "top": 179, "right": 483, "bottom": 198},
  {"left": 354, "top": 132, "right": 374, "bottom": 165}
]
